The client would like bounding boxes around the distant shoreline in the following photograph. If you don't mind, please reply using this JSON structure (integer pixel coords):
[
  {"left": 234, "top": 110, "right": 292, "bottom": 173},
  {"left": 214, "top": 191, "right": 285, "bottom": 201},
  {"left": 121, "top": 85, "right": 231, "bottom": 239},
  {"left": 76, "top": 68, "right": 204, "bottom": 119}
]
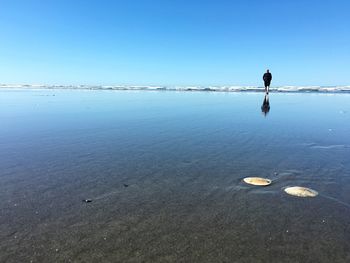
[{"left": 1, "top": 85, "right": 350, "bottom": 93}]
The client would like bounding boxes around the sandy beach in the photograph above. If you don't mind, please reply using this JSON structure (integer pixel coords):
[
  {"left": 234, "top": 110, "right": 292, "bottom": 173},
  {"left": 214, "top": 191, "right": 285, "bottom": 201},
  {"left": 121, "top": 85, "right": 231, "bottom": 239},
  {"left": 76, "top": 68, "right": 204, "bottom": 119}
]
[{"left": 1, "top": 89, "right": 350, "bottom": 262}]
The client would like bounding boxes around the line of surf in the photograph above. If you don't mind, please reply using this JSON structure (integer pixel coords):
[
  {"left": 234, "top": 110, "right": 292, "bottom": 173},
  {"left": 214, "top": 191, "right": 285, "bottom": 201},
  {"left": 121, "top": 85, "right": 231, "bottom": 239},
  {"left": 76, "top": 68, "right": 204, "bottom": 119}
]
[{"left": 1, "top": 84, "right": 350, "bottom": 93}]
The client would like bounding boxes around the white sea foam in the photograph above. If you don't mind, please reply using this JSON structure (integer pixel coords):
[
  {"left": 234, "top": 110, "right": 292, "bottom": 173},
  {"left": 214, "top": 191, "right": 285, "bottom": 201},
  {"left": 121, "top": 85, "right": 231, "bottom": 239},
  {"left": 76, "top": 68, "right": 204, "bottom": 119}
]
[{"left": 1, "top": 84, "right": 350, "bottom": 93}]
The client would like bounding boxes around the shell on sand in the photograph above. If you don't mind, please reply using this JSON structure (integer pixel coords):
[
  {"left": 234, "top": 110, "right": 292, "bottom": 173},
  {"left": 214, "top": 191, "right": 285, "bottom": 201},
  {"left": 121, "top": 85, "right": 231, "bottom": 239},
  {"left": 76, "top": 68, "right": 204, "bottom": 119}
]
[
  {"left": 284, "top": 186, "right": 318, "bottom": 197},
  {"left": 243, "top": 177, "right": 272, "bottom": 186}
]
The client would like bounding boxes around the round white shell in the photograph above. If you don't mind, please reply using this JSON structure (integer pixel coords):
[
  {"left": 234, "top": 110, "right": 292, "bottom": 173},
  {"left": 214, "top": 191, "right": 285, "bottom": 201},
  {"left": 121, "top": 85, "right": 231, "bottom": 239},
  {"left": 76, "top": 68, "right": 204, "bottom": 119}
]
[
  {"left": 243, "top": 177, "right": 272, "bottom": 186},
  {"left": 284, "top": 186, "right": 318, "bottom": 197}
]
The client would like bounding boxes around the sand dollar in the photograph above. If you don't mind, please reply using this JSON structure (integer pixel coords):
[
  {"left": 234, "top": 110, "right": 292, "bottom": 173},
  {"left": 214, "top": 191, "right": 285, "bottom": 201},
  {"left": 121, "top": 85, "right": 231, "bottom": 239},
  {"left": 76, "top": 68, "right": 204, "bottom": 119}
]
[
  {"left": 243, "top": 177, "right": 272, "bottom": 186},
  {"left": 284, "top": 186, "right": 318, "bottom": 197}
]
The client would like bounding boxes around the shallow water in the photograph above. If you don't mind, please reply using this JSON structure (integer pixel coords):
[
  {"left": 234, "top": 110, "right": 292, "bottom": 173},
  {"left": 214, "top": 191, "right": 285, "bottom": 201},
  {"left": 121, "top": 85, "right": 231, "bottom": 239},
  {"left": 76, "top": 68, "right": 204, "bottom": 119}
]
[{"left": 1, "top": 90, "right": 350, "bottom": 262}]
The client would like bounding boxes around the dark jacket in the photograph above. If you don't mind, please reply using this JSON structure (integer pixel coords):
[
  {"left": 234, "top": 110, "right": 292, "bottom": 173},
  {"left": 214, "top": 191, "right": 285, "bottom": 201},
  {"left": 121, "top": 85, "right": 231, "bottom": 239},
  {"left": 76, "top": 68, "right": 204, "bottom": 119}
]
[{"left": 263, "top": 72, "right": 272, "bottom": 83}]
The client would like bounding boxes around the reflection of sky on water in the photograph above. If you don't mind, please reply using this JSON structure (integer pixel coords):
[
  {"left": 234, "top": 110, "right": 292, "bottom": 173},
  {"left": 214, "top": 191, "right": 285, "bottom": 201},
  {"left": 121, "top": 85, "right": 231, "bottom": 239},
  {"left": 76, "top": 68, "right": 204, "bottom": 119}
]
[{"left": 1, "top": 90, "right": 350, "bottom": 262}]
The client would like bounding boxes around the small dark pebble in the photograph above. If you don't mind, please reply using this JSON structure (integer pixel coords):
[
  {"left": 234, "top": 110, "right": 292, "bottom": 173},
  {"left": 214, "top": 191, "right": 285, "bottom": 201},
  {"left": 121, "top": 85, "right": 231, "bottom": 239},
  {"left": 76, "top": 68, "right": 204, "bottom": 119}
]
[
  {"left": 123, "top": 184, "right": 129, "bottom": 187},
  {"left": 82, "top": 199, "right": 92, "bottom": 203}
]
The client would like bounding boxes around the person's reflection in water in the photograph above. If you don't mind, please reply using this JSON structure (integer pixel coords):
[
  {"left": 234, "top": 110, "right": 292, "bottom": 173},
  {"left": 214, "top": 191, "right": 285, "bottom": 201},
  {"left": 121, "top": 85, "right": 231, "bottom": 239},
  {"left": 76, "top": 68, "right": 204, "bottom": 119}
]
[{"left": 261, "top": 94, "right": 270, "bottom": 116}]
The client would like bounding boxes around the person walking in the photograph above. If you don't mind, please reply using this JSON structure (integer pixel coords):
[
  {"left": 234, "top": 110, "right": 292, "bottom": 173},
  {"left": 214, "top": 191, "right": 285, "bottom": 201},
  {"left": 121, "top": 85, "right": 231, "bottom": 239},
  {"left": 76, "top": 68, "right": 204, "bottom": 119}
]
[{"left": 263, "top": 69, "right": 272, "bottom": 93}]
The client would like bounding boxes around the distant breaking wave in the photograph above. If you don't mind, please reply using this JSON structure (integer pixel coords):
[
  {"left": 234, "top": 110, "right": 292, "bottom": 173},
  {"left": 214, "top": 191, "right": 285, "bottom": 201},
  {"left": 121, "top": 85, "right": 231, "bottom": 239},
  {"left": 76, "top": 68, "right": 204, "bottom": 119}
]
[{"left": 1, "top": 84, "right": 350, "bottom": 93}]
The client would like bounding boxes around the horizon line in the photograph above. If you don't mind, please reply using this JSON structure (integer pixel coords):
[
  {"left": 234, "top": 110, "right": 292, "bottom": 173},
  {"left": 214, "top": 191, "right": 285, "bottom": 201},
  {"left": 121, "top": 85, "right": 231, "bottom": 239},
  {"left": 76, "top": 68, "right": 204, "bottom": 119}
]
[{"left": 1, "top": 83, "right": 350, "bottom": 88}]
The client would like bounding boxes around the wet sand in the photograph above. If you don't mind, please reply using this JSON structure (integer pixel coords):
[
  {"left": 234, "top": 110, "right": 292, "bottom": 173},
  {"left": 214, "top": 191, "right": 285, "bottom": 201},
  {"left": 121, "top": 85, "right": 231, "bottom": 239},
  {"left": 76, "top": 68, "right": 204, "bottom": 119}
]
[{"left": 1, "top": 90, "right": 350, "bottom": 262}]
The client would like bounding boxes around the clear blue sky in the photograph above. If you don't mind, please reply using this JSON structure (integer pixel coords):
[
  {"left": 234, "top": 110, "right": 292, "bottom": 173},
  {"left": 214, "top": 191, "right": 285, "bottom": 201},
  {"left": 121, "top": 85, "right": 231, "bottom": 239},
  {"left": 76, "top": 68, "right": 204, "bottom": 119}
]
[{"left": 0, "top": 0, "right": 349, "bottom": 86}]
